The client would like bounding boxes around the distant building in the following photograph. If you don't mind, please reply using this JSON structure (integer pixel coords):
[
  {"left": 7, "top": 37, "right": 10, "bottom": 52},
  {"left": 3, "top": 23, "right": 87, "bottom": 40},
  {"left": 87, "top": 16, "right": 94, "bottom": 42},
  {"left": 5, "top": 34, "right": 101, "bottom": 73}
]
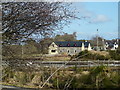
[
  {"left": 48, "top": 41, "right": 92, "bottom": 55},
  {"left": 105, "top": 39, "right": 118, "bottom": 50}
]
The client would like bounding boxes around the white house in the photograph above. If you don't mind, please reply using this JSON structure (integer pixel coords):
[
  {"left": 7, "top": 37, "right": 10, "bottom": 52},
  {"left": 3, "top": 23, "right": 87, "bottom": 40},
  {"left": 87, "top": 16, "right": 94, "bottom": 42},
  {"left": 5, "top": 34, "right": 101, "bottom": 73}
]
[
  {"left": 48, "top": 41, "right": 92, "bottom": 55},
  {"left": 105, "top": 40, "right": 118, "bottom": 50}
]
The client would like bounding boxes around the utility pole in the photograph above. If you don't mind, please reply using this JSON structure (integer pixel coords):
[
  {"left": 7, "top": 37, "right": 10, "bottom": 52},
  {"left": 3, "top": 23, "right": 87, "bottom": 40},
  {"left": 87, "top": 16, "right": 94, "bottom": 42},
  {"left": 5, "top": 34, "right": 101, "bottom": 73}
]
[
  {"left": 102, "top": 38, "right": 105, "bottom": 50},
  {"left": 97, "top": 29, "right": 99, "bottom": 51}
]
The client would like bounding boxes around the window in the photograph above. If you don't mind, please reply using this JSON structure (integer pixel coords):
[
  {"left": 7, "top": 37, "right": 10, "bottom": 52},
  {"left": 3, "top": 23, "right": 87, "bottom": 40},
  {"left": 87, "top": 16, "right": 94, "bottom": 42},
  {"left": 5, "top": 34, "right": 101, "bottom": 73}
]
[
  {"left": 59, "top": 44, "right": 62, "bottom": 46},
  {"left": 51, "top": 50, "right": 56, "bottom": 52},
  {"left": 52, "top": 44, "right": 54, "bottom": 47},
  {"left": 75, "top": 50, "right": 76, "bottom": 53},
  {"left": 67, "top": 43, "right": 70, "bottom": 46},
  {"left": 74, "top": 43, "right": 77, "bottom": 46},
  {"left": 68, "top": 50, "right": 69, "bottom": 53}
]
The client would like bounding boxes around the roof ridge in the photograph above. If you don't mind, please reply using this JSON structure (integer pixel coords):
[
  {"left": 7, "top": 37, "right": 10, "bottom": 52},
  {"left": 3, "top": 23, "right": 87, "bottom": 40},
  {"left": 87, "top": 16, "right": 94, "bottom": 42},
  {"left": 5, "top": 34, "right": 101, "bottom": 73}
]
[{"left": 53, "top": 41, "right": 90, "bottom": 47}]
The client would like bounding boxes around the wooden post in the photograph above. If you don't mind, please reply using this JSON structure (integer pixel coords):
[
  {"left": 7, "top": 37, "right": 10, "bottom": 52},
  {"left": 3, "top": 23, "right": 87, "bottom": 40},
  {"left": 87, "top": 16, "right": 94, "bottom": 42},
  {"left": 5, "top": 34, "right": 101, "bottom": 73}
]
[{"left": 89, "top": 61, "right": 90, "bottom": 69}]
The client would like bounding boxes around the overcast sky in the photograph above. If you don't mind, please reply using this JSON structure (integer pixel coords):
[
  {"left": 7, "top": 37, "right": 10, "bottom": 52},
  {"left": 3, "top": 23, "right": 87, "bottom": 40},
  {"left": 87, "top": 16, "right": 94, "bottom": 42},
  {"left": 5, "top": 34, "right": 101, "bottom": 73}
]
[{"left": 62, "top": 2, "right": 118, "bottom": 40}]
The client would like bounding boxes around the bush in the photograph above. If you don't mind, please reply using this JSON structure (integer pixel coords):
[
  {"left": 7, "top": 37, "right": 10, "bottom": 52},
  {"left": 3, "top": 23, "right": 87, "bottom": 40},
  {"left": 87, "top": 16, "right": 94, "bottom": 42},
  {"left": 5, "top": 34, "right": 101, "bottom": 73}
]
[
  {"left": 74, "top": 50, "right": 110, "bottom": 60},
  {"left": 109, "top": 50, "right": 120, "bottom": 60}
]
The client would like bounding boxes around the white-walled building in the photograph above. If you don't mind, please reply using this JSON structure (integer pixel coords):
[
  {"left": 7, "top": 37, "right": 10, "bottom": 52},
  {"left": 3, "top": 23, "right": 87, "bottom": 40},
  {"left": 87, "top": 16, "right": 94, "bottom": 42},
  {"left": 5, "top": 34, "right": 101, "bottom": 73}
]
[
  {"left": 48, "top": 41, "right": 92, "bottom": 55},
  {"left": 105, "top": 40, "right": 118, "bottom": 50}
]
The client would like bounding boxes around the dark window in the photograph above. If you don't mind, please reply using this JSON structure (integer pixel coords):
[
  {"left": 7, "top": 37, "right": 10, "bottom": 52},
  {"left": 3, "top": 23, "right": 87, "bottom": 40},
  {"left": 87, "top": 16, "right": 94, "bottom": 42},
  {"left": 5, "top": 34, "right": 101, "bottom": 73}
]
[
  {"left": 52, "top": 44, "right": 54, "bottom": 47},
  {"left": 67, "top": 43, "right": 70, "bottom": 46},
  {"left": 51, "top": 50, "right": 56, "bottom": 52},
  {"left": 75, "top": 50, "right": 76, "bottom": 53},
  {"left": 59, "top": 44, "right": 62, "bottom": 46},
  {"left": 68, "top": 50, "right": 69, "bottom": 53},
  {"left": 74, "top": 43, "right": 77, "bottom": 46}
]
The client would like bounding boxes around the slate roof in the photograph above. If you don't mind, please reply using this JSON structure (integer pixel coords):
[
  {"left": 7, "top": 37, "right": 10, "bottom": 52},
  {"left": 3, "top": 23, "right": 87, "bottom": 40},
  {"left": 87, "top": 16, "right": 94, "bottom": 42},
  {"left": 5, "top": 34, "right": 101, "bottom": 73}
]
[
  {"left": 84, "top": 42, "right": 90, "bottom": 48},
  {"left": 106, "top": 40, "right": 118, "bottom": 45},
  {"left": 54, "top": 41, "right": 90, "bottom": 47},
  {"left": 105, "top": 40, "right": 118, "bottom": 49}
]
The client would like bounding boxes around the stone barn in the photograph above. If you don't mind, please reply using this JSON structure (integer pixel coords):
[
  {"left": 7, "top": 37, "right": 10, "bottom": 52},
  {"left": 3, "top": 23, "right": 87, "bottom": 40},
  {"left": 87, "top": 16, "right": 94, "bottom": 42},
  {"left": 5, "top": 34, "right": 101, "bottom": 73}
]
[{"left": 48, "top": 41, "right": 92, "bottom": 55}]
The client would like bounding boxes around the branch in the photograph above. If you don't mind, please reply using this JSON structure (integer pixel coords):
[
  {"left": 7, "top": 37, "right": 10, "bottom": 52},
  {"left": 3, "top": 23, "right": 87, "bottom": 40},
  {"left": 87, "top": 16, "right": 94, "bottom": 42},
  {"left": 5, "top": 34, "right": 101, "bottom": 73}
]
[
  {"left": 25, "top": 23, "right": 51, "bottom": 38},
  {"left": 65, "top": 76, "right": 74, "bottom": 89},
  {"left": 40, "top": 52, "right": 89, "bottom": 88}
]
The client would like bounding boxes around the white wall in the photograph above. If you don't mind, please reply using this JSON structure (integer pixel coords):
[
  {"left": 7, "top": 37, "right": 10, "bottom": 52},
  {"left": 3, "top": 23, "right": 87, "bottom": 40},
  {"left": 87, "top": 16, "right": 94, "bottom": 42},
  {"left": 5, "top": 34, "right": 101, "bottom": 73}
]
[{"left": 48, "top": 42, "right": 58, "bottom": 54}]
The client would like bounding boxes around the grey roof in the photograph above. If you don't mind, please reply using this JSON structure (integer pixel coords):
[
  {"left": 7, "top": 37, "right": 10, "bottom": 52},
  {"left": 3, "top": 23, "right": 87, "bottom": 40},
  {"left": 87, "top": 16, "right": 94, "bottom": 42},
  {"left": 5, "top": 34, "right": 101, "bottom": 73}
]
[
  {"left": 106, "top": 40, "right": 118, "bottom": 44},
  {"left": 54, "top": 41, "right": 90, "bottom": 47},
  {"left": 106, "top": 40, "right": 118, "bottom": 49}
]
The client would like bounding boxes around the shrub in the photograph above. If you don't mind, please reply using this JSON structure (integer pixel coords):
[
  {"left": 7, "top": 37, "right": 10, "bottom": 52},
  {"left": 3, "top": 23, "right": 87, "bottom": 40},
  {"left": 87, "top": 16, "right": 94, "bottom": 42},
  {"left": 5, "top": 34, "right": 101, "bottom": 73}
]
[
  {"left": 74, "top": 50, "right": 110, "bottom": 60},
  {"left": 108, "top": 50, "right": 120, "bottom": 60}
]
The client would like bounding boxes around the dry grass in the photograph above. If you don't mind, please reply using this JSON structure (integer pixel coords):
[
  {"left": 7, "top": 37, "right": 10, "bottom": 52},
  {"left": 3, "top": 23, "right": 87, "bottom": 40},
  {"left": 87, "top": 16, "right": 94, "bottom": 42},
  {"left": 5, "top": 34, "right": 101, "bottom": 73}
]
[
  {"left": 44, "top": 56, "right": 70, "bottom": 61},
  {"left": 89, "top": 50, "right": 109, "bottom": 56}
]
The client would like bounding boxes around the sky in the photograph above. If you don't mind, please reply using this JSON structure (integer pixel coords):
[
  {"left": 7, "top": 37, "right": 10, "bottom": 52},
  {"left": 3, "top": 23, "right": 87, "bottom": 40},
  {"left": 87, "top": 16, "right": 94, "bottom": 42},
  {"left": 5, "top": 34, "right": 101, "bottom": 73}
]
[{"left": 62, "top": 2, "right": 118, "bottom": 40}]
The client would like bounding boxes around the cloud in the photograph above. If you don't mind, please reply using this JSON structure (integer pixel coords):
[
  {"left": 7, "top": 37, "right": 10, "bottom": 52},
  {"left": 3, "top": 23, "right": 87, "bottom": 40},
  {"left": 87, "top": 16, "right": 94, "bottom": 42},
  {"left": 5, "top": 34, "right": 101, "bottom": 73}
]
[
  {"left": 73, "top": 3, "right": 111, "bottom": 24},
  {"left": 73, "top": 3, "right": 94, "bottom": 18},
  {"left": 79, "top": 7, "right": 93, "bottom": 17},
  {"left": 74, "top": 3, "right": 111, "bottom": 24},
  {"left": 90, "top": 14, "right": 110, "bottom": 23}
]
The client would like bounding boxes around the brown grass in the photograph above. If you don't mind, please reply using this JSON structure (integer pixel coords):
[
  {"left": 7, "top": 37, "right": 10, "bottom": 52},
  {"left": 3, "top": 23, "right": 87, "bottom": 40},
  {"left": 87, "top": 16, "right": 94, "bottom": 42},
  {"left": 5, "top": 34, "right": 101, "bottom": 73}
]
[{"left": 89, "top": 50, "right": 109, "bottom": 56}]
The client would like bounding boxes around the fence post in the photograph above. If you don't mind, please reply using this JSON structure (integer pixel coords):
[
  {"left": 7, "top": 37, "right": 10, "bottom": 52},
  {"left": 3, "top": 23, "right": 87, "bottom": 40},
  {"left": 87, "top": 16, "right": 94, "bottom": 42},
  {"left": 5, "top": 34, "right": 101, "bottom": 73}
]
[{"left": 89, "top": 61, "right": 91, "bottom": 69}]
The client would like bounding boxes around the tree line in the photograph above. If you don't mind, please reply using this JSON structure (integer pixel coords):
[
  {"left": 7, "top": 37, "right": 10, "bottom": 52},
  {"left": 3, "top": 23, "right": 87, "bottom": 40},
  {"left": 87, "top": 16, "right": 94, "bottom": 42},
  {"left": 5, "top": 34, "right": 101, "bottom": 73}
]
[{"left": 2, "top": 32, "right": 78, "bottom": 59}]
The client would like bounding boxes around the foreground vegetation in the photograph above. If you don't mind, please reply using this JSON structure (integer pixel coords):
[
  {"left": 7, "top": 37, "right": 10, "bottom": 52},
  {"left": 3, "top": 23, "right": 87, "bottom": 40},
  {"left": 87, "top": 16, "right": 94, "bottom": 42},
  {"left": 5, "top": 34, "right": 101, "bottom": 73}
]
[
  {"left": 2, "top": 65, "right": 120, "bottom": 89},
  {"left": 2, "top": 50, "right": 120, "bottom": 62},
  {"left": 2, "top": 50, "right": 120, "bottom": 89},
  {"left": 72, "top": 50, "right": 120, "bottom": 60}
]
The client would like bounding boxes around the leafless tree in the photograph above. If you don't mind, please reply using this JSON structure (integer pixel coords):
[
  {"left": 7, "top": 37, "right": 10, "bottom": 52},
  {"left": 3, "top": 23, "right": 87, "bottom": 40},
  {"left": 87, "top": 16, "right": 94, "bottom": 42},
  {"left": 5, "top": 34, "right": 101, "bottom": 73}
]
[{"left": 2, "top": 2, "right": 78, "bottom": 45}]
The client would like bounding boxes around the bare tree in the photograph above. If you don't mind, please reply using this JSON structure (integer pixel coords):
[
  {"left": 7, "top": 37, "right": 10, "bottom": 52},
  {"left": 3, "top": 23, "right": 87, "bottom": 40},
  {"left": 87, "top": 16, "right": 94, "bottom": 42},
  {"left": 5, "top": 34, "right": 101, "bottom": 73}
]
[
  {"left": 2, "top": 2, "right": 78, "bottom": 44},
  {"left": 2, "top": 2, "right": 79, "bottom": 71}
]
